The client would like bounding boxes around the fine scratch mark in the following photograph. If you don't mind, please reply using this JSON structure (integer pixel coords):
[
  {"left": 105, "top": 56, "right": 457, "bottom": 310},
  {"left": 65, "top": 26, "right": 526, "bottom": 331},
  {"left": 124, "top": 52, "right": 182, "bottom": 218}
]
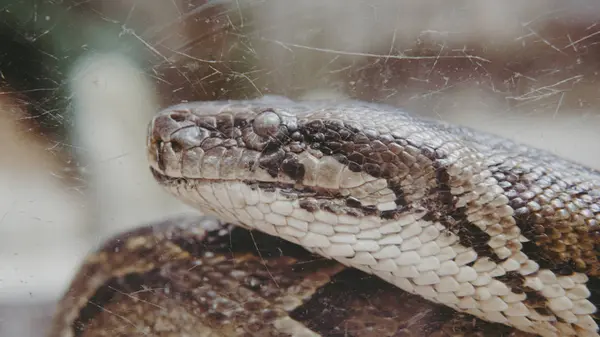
[
  {"left": 264, "top": 38, "right": 491, "bottom": 63},
  {"left": 522, "top": 25, "right": 567, "bottom": 55},
  {"left": 249, "top": 230, "right": 280, "bottom": 288},
  {"left": 506, "top": 75, "right": 583, "bottom": 102},
  {"left": 563, "top": 30, "right": 600, "bottom": 49},
  {"left": 108, "top": 285, "right": 167, "bottom": 311},
  {"left": 86, "top": 300, "right": 150, "bottom": 335},
  {"left": 121, "top": 26, "right": 171, "bottom": 64},
  {"left": 553, "top": 92, "right": 565, "bottom": 119}
]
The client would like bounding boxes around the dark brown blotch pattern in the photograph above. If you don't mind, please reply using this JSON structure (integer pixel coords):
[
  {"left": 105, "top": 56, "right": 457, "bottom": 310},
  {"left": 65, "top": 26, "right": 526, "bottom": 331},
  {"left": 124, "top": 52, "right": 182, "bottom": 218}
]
[
  {"left": 492, "top": 163, "right": 600, "bottom": 276},
  {"left": 290, "top": 269, "right": 521, "bottom": 337},
  {"left": 298, "top": 118, "right": 418, "bottom": 181},
  {"left": 281, "top": 154, "right": 306, "bottom": 181},
  {"left": 70, "top": 222, "right": 345, "bottom": 337}
]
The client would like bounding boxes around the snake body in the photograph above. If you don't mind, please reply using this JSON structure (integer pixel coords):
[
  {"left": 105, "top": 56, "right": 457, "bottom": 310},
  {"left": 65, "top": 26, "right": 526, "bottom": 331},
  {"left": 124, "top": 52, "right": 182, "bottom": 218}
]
[
  {"left": 49, "top": 216, "right": 529, "bottom": 337},
  {"left": 146, "top": 96, "right": 600, "bottom": 337},
  {"left": 50, "top": 96, "right": 600, "bottom": 336}
]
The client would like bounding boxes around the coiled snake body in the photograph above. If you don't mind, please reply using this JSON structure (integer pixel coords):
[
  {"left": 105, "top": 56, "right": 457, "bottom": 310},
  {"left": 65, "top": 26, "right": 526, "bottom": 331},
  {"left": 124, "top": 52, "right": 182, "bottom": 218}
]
[{"left": 50, "top": 96, "right": 600, "bottom": 337}]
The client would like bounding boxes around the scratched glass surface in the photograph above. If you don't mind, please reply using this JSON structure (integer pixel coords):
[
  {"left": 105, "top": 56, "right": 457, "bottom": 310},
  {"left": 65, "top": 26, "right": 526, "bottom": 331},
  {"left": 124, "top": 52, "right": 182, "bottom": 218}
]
[{"left": 1, "top": 1, "right": 600, "bottom": 336}]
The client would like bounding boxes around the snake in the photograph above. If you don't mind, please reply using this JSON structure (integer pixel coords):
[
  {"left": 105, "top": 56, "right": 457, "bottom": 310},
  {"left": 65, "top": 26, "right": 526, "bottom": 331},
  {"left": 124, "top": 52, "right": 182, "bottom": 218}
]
[{"left": 49, "top": 96, "right": 600, "bottom": 337}]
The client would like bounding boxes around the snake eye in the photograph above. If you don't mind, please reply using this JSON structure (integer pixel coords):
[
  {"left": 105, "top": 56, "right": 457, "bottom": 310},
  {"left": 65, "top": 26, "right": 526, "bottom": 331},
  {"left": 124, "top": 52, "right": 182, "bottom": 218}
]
[{"left": 253, "top": 110, "right": 281, "bottom": 137}]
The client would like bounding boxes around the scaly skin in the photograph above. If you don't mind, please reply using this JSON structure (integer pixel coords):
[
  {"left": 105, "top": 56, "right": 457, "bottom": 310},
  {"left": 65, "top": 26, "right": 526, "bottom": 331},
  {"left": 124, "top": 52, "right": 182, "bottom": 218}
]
[
  {"left": 49, "top": 215, "right": 531, "bottom": 337},
  {"left": 147, "top": 96, "right": 600, "bottom": 336},
  {"left": 50, "top": 96, "right": 599, "bottom": 336}
]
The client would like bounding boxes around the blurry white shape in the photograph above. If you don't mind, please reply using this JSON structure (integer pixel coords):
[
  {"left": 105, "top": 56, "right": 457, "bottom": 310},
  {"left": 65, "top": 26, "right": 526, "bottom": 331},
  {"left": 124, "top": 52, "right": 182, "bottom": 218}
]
[
  {"left": 0, "top": 97, "right": 88, "bottom": 302},
  {"left": 69, "top": 52, "right": 194, "bottom": 241},
  {"left": 0, "top": 171, "right": 89, "bottom": 302}
]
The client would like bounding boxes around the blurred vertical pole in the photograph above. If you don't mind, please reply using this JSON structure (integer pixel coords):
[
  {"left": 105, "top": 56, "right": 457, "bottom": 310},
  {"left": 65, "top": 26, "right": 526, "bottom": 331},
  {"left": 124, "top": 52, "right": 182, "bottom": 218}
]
[{"left": 69, "top": 53, "right": 194, "bottom": 241}]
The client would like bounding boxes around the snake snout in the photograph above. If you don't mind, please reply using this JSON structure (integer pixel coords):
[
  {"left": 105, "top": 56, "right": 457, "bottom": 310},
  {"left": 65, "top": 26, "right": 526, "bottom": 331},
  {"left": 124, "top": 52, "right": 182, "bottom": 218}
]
[{"left": 147, "top": 108, "right": 208, "bottom": 176}]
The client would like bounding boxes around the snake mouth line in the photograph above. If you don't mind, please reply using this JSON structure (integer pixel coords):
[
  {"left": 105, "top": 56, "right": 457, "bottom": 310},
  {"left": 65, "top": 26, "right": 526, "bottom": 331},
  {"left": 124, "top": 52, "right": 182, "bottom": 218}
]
[
  {"left": 149, "top": 166, "right": 253, "bottom": 185},
  {"left": 149, "top": 166, "right": 343, "bottom": 197}
]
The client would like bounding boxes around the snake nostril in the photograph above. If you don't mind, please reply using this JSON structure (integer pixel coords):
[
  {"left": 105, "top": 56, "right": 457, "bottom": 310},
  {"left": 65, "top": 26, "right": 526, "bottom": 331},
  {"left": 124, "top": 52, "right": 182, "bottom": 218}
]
[
  {"left": 170, "top": 112, "right": 187, "bottom": 122},
  {"left": 170, "top": 140, "right": 183, "bottom": 153}
]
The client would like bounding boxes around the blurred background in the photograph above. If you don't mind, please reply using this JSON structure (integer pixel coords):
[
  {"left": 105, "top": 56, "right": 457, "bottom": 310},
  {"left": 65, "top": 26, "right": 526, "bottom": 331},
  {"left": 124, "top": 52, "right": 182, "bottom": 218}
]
[{"left": 1, "top": 0, "right": 600, "bottom": 335}]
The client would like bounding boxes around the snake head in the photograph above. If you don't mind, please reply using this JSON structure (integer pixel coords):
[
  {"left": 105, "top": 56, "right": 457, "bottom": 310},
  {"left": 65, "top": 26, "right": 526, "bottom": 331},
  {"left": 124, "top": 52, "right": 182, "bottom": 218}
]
[
  {"left": 148, "top": 99, "right": 298, "bottom": 183},
  {"left": 147, "top": 96, "right": 434, "bottom": 237}
]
